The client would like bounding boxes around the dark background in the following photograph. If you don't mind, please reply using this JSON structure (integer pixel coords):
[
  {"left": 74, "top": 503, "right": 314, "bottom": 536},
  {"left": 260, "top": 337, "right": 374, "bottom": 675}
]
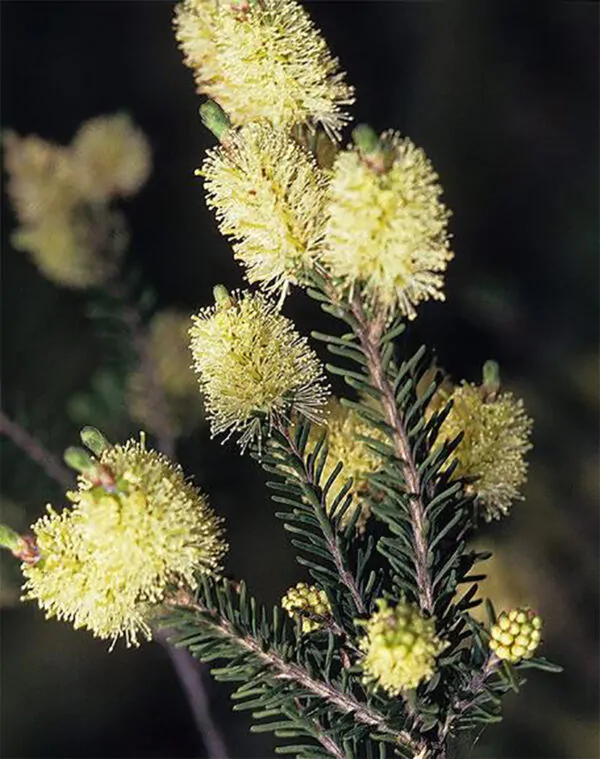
[{"left": 1, "top": 2, "right": 598, "bottom": 758}]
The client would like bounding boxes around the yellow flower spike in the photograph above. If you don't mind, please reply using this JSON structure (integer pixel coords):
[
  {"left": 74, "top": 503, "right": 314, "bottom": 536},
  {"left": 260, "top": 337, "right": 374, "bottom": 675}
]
[
  {"left": 22, "top": 436, "right": 227, "bottom": 647},
  {"left": 2, "top": 131, "right": 79, "bottom": 226},
  {"left": 3, "top": 132, "right": 117, "bottom": 288},
  {"left": 71, "top": 113, "right": 151, "bottom": 202},
  {"left": 281, "top": 582, "right": 331, "bottom": 634},
  {"left": 189, "top": 289, "right": 329, "bottom": 450},
  {"left": 11, "top": 210, "right": 122, "bottom": 289},
  {"left": 435, "top": 382, "right": 533, "bottom": 520},
  {"left": 3, "top": 118, "right": 145, "bottom": 290},
  {"left": 173, "top": 0, "right": 354, "bottom": 135},
  {"left": 201, "top": 123, "right": 328, "bottom": 298},
  {"left": 322, "top": 130, "right": 453, "bottom": 321},
  {"left": 304, "top": 398, "right": 385, "bottom": 530},
  {"left": 489, "top": 607, "right": 543, "bottom": 663},
  {"left": 358, "top": 599, "right": 448, "bottom": 695}
]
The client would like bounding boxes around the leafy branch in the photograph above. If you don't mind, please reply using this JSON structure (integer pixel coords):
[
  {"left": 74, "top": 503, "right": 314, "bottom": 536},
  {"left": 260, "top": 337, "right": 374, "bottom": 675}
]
[
  {"left": 270, "top": 419, "right": 368, "bottom": 617},
  {"left": 166, "top": 580, "right": 421, "bottom": 757},
  {"left": 349, "top": 295, "right": 435, "bottom": 614}
]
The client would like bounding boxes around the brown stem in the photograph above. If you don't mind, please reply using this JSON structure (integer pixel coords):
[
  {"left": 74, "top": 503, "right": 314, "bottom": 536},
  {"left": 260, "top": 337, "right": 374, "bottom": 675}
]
[
  {"left": 0, "top": 410, "right": 73, "bottom": 489},
  {"left": 155, "top": 628, "right": 230, "bottom": 759},
  {"left": 169, "top": 589, "right": 419, "bottom": 754},
  {"left": 350, "top": 296, "right": 435, "bottom": 615},
  {"left": 276, "top": 421, "right": 366, "bottom": 616}
]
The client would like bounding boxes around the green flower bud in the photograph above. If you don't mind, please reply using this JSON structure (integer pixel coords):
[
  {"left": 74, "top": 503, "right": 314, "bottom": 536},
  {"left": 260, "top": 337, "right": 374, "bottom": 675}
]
[
  {"left": 482, "top": 360, "right": 501, "bottom": 398},
  {"left": 352, "top": 124, "right": 380, "bottom": 154},
  {"left": 0, "top": 523, "right": 22, "bottom": 553},
  {"left": 200, "top": 100, "right": 231, "bottom": 142},
  {"left": 80, "top": 426, "right": 110, "bottom": 457},
  {"left": 64, "top": 446, "right": 96, "bottom": 475}
]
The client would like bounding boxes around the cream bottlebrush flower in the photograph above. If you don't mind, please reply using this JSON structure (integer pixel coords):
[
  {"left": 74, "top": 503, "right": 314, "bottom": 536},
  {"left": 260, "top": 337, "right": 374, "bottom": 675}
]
[
  {"left": 173, "top": 0, "right": 354, "bottom": 135},
  {"left": 71, "top": 113, "right": 151, "bottom": 202},
  {"left": 127, "top": 310, "right": 205, "bottom": 435},
  {"left": 489, "top": 607, "right": 543, "bottom": 663},
  {"left": 435, "top": 383, "right": 533, "bottom": 520},
  {"left": 11, "top": 210, "right": 123, "bottom": 289},
  {"left": 306, "top": 399, "right": 385, "bottom": 530},
  {"left": 202, "top": 123, "right": 327, "bottom": 297},
  {"left": 3, "top": 119, "right": 144, "bottom": 290},
  {"left": 358, "top": 599, "right": 448, "bottom": 694},
  {"left": 2, "top": 131, "right": 79, "bottom": 226},
  {"left": 189, "top": 288, "right": 329, "bottom": 449},
  {"left": 281, "top": 582, "right": 331, "bottom": 633},
  {"left": 22, "top": 436, "right": 227, "bottom": 647},
  {"left": 322, "top": 131, "right": 453, "bottom": 320}
]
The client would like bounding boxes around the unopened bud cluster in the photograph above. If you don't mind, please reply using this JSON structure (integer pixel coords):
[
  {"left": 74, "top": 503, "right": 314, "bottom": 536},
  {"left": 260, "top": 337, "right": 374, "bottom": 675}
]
[
  {"left": 489, "top": 607, "right": 542, "bottom": 663},
  {"left": 281, "top": 582, "right": 331, "bottom": 633}
]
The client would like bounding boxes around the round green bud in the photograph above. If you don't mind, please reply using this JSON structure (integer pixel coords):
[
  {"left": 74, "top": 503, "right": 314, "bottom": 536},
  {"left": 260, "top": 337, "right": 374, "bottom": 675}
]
[{"left": 490, "top": 607, "right": 543, "bottom": 663}]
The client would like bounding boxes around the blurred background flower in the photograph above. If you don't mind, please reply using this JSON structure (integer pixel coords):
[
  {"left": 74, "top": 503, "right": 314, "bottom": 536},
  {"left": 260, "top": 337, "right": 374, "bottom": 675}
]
[{"left": 1, "top": 2, "right": 597, "bottom": 758}]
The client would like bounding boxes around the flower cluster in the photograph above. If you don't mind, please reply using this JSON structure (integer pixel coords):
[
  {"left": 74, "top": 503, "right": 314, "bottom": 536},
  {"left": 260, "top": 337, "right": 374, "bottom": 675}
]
[
  {"left": 3, "top": 114, "right": 150, "bottom": 288},
  {"left": 489, "top": 607, "right": 543, "bottom": 663},
  {"left": 71, "top": 113, "right": 151, "bottom": 202},
  {"left": 281, "top": 582, "right": 331, "bottom": 633},
  {"left": 21, "top": 434, "right": 226, "bottom": 646},
  {"left": 322, "top": 131, "right": 453, "bottom": 320},
  {"left": 202, "top": 123, "right": 328, "bottom": 297},
  {"left": 305, "top": 398, "right": 385, "bottom": 530},
  {"left": 174, "top": 0, "right": 354, "bottom": 135},
  {"left": 190, "top": 288, "right": 329, "bottom": 449},
  {"left": 435, "top": 381, "right": 533, "bottom": 519},
  {"left": 358, "top": 599, "right": 448, "bottom": 694},
  {"left": 127, "top": 310, "right": 204, "bottom": 436}
]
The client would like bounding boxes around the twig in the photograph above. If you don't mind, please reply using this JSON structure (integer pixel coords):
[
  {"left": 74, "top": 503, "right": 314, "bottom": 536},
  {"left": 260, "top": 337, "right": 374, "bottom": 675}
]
[
  {"left": 350, "top": 296, "right": 435, "bottom": 615},
  {"left": 155, "top": 628, "right": 229, "bottom": 759},
  {"left": 0, "top": 410, "right": 73, "bottom": 489}
]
